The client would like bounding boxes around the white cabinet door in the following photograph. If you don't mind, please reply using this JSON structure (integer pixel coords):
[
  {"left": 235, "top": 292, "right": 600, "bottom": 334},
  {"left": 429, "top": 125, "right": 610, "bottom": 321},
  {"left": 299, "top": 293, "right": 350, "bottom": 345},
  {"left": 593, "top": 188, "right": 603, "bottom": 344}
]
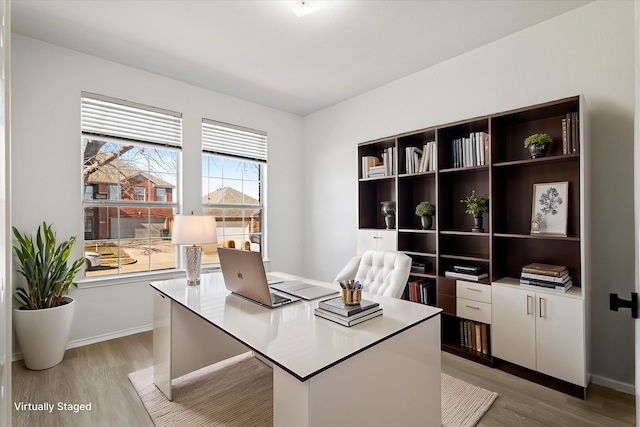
[
  {"left": 491, "top": 284, "right": 536, "bottom": 371},
  {"left": 357, "top": 229, "right": 396, "bottom": 254},
  {"left": 535, "top": 293, "right": 585, "bottom": 386}
]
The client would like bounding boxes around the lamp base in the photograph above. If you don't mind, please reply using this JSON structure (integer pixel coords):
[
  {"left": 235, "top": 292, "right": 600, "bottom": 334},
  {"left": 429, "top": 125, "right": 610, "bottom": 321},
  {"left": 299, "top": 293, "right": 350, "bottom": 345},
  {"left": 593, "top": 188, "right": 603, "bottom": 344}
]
[{"left": 184, "top": 245, "right": 203, "bottom": 286}]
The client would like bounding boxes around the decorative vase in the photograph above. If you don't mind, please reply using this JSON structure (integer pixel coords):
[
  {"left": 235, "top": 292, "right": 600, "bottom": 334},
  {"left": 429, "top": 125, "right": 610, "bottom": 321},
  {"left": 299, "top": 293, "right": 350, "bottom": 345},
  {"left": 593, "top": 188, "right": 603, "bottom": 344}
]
[
  {"left": 380, "top": 201, "right": 396, "bottom": 229},
  {"left": 472, "top": 214, "right": 484, "bottom": 233},
  {"left": 384, "top": 215, "right": 396, "bottom": 229},
  {"left": 13, "top": 297, "right": 75, "bottom": 370},
  {"left": 420, "top": 215, "right": 433, "bottom": 230},
  {"left": 529, "top": 143, "right": 549, "bottom": 158}
]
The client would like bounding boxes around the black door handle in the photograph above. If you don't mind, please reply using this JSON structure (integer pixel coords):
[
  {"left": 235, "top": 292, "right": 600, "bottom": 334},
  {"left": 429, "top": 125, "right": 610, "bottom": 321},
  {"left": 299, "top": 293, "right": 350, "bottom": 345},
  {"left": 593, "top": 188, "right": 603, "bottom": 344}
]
[{"left": 609, "top": 293, "right": 638, "bottom": 319}]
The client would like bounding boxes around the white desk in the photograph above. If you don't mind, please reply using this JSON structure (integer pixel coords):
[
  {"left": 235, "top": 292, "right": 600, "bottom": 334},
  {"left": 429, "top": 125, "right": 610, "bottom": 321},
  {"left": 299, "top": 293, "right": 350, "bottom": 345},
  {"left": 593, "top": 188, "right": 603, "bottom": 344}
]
[{"left": 151, "top": 272, "right": 442, "bottom": 427}]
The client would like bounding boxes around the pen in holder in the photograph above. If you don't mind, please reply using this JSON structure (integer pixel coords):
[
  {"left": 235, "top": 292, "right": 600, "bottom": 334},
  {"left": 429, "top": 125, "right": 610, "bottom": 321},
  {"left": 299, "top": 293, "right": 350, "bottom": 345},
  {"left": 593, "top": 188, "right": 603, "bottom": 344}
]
[{"left": 339, "top": 280, "right": 362, "bottom": 305}]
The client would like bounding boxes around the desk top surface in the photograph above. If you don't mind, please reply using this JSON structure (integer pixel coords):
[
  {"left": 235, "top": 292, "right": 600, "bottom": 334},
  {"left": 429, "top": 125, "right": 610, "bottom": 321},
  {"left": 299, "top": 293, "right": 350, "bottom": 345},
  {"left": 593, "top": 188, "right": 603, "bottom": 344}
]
[{"left": 151, "top": 271, "right": 441, "bottom": 381}]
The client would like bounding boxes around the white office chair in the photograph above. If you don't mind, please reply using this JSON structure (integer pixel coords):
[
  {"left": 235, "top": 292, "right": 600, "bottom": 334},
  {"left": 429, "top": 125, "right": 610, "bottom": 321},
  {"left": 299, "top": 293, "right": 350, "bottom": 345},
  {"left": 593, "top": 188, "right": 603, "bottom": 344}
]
[{"left": 333, "top": 250, "right": 412, "bottom": 299}]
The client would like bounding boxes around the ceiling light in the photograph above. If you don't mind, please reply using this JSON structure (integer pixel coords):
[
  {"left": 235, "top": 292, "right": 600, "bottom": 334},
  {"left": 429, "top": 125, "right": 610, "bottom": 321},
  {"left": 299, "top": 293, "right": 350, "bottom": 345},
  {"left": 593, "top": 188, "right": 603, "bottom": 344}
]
[{"left": 286, "top": 1, "right": 332, "bottom": 17}]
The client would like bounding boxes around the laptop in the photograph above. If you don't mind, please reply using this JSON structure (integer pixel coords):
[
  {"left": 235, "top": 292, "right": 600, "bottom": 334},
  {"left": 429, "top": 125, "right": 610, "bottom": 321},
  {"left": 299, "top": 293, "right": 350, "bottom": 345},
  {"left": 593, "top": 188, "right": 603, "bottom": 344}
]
[{"left": 218, "top": 248, "right": 336, "bottom": 307}]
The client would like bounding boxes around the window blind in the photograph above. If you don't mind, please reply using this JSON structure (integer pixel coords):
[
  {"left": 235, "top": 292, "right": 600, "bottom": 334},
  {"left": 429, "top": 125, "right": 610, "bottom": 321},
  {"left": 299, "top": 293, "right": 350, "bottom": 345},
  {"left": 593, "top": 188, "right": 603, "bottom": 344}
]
[
  {"left": 81, "top": 92, "right": 182, "bottom": 147},
  {"left": 202, "top": 119, "right": 267, "bottom": 162}
]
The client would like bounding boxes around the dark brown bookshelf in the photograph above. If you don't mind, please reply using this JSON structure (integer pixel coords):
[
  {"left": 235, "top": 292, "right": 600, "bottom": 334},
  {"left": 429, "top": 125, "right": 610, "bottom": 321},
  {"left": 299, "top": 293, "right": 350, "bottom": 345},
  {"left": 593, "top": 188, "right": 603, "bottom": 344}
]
[{"left": 357, "top": 95, "right": 588, "bottom": 376}]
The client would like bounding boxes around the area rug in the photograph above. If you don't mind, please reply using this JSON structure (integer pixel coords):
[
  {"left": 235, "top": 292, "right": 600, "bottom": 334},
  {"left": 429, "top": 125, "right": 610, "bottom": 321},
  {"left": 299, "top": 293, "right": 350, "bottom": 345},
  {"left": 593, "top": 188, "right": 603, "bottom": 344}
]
[{"left": 129, "top": 353, "right": 498, "bottom": 427}]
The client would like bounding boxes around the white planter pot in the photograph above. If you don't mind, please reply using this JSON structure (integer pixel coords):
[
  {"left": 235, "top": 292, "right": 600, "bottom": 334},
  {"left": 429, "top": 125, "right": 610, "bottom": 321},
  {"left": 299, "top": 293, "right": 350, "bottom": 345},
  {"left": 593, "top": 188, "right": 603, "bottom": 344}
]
[{"left": 13, "top": 297, "right": 75, "bottom": 370}]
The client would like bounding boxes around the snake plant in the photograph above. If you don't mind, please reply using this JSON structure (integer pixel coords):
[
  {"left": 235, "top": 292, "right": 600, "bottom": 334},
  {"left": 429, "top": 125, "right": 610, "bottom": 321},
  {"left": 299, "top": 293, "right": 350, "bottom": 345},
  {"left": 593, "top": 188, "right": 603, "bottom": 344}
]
[{"left": 12, "top": 222, "right": 84, "bottom": 310}]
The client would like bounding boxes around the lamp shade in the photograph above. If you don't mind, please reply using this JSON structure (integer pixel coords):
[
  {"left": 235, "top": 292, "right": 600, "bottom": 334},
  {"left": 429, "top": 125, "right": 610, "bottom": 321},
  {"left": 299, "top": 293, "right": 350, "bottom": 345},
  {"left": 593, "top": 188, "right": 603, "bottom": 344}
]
[{"left": 171, "top": 215, "right": 218, "bottom": 245}]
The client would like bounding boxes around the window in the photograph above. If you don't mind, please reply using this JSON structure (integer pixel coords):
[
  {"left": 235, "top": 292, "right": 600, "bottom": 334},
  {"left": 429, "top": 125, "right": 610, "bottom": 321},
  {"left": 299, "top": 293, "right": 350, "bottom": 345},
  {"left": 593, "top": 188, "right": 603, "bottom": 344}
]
[
  {"left": 134, "top": 187, "right": 145, "bottom": 201},
  {"left": 156, "top": 188, "right": 167, "bottom": 202},
  {"left": 201, "top": 119, "right": 267, "bottom": 264},
  {"left": 82, "top": 93, "right": 182, "bottom": 278}
]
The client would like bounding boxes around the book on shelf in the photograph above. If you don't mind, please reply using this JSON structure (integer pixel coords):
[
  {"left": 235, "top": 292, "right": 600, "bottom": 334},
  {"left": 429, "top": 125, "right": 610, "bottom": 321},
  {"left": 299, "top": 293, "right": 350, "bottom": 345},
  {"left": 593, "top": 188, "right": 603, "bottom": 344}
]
[
  {"left": 445, "top": 270, "right": 488, "bottom": 281},
  {"left": 361, "top": 156, "right": 380, "bottom": 179},
  {"left": 520, "top": 272, "right": 570, "bottom": 284},
  {"left": 562, "top": 112, "right": 580, "bottom": 155},
  {"left": 407, "top": 279, "right": 436, "bottom": 305},
  {"left": 453, "top": 265, "right": 482, "bottom": 273},
  {"left": 521, "top": 263, "right": 568, "bottom": 277},
  {"left": 318, "top": 297, "right": 379, "bottom": 317},
  {"left": 450, "top": 132, "right": 489, "bottom": 169},
  {"left": 314, "top": 307, "right": 383, "bottom": 327},
  {"left": 411, "top": 259, "right": 433, "bottom": 273},
  {"left": 480, "top": 324, "right": 488, "bottom": 355},
  {"left": 405, "top": 146, "right": 423, "bottom": 174},
  {"left": 519, "top": 279, "right": 573, "bottom": 293},
  {"left": 459, "top": 319, "right": 489, "bottom": 354}
]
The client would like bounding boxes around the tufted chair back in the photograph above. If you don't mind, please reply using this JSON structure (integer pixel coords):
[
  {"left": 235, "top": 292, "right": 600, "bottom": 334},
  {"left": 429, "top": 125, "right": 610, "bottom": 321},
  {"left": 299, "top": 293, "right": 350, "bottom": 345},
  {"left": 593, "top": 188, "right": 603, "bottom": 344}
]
[{"left": 333, "top": 250, "right": 412, "bottom": 299}]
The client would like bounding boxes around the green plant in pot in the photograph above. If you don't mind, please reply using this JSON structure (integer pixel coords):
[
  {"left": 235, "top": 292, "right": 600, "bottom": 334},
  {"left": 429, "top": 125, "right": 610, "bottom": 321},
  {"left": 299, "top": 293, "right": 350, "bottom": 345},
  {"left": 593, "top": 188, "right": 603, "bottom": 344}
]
[
  {"left": 460, "top": 191, "right": 489, "bottom": 233},
  {"left": 524, "top": 133, "right": 553, "bottom": 158},
  {"left": 415, "top": 201, "right": 435, "bottom": 230},
  {"left": 12, "top": 222, "right": 84, "bottom": 370},
  {"left": 380, "top": 201, "right": 396, "bottom": 229}
]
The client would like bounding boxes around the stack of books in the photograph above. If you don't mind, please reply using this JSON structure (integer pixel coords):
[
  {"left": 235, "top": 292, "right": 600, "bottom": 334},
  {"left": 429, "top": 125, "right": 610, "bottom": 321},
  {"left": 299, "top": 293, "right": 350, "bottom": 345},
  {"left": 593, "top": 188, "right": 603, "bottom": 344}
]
[
  {"left": 314, "top": 297, "right": 382, "bottom": 327},
  {"left": 404, "top": 279, "right": 436, "bottom": 305},
  {"left": 444, "top": 265, "right": 488, "bottom": 281},
  {"left": 520, "top": 263, "right": 572, "bottom": 292},
  {"left": 459, "top": 319, "right": 489, "bottom": 355}
]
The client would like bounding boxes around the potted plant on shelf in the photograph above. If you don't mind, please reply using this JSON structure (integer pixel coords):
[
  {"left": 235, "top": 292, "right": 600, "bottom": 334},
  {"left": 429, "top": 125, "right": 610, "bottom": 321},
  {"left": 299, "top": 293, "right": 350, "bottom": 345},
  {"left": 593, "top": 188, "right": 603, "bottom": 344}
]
[
  {"left": 415, "top": 201, "right": 435, "bottom": 230},
  {"left": 380, "top": 201, "right": 396, "bottom": 229},
  {"left": 12, "top": 222, "right": 84, "bottom": 370},
  {"left": 460, "top": 191, "right": 489, "bottom": 233},
  {"left": 524, "top": 133, "right": 553, "bottom": 158}
]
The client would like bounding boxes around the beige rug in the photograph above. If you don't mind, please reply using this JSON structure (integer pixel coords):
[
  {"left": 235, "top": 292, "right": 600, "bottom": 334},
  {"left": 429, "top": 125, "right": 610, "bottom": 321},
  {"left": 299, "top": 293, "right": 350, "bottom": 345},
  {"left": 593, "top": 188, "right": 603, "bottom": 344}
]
[{"left": 129, "top": 353, "right": 497, "bottom": 427}]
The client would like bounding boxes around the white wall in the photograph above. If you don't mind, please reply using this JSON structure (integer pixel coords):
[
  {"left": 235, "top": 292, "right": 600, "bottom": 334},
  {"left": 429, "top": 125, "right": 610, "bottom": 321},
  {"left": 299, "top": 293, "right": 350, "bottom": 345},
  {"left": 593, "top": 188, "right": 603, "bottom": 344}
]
[
  {"left": 11, "top": 35, "right": 304, "bottom": 349},
  {"left": 302, "top": 1, "right": 636, "bottom": 387}
]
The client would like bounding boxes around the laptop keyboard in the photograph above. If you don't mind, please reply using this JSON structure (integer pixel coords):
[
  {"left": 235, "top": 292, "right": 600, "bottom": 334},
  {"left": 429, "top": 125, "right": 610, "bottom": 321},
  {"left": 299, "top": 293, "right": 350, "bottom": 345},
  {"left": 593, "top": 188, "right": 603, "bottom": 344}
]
[{"left": 270, "top": 293, "right": 291, "bottom": 305}]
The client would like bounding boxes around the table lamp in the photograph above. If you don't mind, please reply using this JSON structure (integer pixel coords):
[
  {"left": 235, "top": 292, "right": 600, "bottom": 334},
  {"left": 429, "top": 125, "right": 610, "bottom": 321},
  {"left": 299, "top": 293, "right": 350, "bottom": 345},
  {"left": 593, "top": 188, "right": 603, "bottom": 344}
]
[{"left": 171, "top": 213, "right": 218, "bottom": 285}]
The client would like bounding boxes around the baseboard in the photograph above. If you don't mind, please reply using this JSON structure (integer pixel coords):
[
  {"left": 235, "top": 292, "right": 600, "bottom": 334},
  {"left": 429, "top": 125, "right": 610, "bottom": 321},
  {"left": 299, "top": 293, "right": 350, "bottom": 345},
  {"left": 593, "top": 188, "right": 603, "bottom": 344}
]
[
  {"left": 12, "top": 324, "right": 153, "bottom": 362},
  {"left": 590, "top": 373, "right": 635, "bottom": 395}
]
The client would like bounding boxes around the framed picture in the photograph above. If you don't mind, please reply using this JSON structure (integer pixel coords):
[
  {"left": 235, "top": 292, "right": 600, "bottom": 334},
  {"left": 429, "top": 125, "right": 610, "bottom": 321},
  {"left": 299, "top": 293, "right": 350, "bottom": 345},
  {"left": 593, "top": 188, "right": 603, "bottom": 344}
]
[{"left": 530, "top": 181, "right": 568, "bottom": 236}]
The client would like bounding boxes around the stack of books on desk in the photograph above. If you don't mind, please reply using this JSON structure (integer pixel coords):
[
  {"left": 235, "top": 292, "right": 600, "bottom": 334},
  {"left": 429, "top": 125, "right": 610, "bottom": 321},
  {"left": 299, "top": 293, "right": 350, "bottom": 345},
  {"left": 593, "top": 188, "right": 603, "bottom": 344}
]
[
  {"left": 314, "top": 297, "right": 382, "bottom": 327},
  {"left": 444, "top": 265, "right": 488, "bottom": 281},
  {"left": 520, "top": 263, "right": 573, "bottom": 292}
]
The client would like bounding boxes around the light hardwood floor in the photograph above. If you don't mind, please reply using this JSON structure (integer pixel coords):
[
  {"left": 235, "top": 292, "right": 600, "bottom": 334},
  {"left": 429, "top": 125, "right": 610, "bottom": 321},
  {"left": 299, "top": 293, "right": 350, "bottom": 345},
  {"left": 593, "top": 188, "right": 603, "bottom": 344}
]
[{"left": 12, "top": 331, "right": 635, "bottom": 426}]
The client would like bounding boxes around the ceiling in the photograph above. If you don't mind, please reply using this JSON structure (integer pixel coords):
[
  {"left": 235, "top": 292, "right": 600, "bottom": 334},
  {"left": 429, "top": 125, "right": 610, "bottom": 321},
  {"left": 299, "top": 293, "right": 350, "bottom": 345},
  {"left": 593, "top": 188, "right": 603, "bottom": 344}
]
[{"left": 11, "top": 0, "right": 592, "bottom": 116}]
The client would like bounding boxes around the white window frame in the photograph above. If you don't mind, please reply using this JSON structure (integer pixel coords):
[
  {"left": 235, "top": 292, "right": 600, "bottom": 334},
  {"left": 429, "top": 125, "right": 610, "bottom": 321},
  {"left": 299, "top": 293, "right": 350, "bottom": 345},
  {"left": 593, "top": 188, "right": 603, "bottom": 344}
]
[
  {"left": 81, "top": 93, "right": 182, "bottom": 281},
  {"left": 201, "top": 119, "right": 267, "bottom": 263}
]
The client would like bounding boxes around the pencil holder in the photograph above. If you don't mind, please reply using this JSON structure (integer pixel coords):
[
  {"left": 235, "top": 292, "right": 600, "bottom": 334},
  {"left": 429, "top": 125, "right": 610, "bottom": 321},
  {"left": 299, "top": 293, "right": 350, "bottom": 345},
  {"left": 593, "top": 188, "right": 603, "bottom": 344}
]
[{"left": 341, "top": 288, "right": 362, "bottom": 305}]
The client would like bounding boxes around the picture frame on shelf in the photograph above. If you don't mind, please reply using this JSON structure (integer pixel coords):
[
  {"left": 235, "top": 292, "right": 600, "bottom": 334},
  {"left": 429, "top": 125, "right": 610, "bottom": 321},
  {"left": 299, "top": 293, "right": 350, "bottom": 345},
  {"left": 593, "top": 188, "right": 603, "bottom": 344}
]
[{"left": 530, "top": 181, "right": 568, "bottom": 236}]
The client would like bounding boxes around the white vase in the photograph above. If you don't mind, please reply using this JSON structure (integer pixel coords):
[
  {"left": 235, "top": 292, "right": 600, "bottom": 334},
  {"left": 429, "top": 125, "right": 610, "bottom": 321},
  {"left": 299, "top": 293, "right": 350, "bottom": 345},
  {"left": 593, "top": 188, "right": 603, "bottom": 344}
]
[{"left": 13, "top": 297, "right": 75, "bottom": 370}]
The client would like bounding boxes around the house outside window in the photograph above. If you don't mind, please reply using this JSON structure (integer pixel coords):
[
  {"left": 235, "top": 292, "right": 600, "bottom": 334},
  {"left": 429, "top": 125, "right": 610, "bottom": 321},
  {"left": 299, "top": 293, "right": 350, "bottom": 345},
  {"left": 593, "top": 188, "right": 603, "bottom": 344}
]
[
  {"left": 81, "top": 93, "right": 182, "bottom": 278},
  {"left": 201, "top": 120, "right": 267, "bottom": 264}
]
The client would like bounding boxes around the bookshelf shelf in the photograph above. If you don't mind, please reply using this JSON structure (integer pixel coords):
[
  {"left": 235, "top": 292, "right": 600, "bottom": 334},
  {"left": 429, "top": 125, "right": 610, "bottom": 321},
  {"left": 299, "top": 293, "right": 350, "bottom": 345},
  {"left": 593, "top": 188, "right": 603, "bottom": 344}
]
[{"left": 357, "top": 95, "right": 589, "bottom": 396}]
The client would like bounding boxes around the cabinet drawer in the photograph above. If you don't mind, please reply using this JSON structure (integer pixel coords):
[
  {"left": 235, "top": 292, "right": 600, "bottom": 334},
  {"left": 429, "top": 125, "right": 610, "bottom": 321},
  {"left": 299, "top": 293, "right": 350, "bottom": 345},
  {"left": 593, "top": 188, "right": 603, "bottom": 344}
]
[
  {"left": 456, "top": 280, "right": 491, "bottom": 304},
  {"left": 457, "top": 298, "right": 491, "bottom": 324}
]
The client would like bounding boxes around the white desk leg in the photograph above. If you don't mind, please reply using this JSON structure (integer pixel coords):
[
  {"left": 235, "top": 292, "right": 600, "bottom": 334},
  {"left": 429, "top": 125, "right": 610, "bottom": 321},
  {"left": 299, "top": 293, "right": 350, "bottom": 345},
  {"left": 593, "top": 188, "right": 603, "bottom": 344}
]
[
  {"left": 153, "top": 295, "right": 250, "bottom": 401},
  {"left": 273, "top": 316, "right": 441, "bottom": 427},
  {"left": 153, "top": 292, "right": 172, "bottom": 400}
]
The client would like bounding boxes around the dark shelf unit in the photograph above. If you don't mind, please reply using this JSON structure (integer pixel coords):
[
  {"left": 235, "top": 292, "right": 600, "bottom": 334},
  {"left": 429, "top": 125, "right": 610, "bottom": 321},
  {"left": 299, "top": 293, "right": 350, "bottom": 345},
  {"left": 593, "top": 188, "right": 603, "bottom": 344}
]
[{"left": 357, "top": 96, "right": 587, "bottom": 369}]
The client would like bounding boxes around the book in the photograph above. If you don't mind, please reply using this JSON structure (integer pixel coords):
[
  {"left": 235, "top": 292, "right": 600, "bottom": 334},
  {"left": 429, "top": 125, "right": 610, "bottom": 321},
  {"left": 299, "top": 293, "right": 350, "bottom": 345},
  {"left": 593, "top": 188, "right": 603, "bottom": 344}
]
[
  {"left": 562, "top": 118, "right": 569, "bottom": 154},
  {"left": 314, "top": 307, "right": 383, "bottom": 327},
  {"left": 318, "top": 297, "right": 379, "bottom": 317},
  {"left": 361, "top": 156, "right": 380, "bottom": 179},
  {"left": 475, "top": 323, "right": 481, "bottom": 352},
  {"left": 520, "top": 271, "right": 570, "bottom": 283},
  {"left": 453, "top": 265, "right": 482, "bottom": 273},
  {"left": 480, "top": 324, "right": 488, "bottom": 355},
  {"left": 519, "top": 281, "right": 573, "bottom": 293},
  {"left": 445, "top": 270, "right": 488, "bottom": 281},
  {"left": 521, "top": 263, "right": 568, "bottom": 277}
]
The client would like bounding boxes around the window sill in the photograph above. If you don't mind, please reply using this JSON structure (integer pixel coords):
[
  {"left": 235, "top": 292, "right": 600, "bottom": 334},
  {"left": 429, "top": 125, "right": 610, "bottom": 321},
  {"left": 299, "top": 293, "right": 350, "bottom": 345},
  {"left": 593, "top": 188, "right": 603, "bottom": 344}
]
[{"left": 77, "top": 269, "right": 187, "bottom": 289}]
